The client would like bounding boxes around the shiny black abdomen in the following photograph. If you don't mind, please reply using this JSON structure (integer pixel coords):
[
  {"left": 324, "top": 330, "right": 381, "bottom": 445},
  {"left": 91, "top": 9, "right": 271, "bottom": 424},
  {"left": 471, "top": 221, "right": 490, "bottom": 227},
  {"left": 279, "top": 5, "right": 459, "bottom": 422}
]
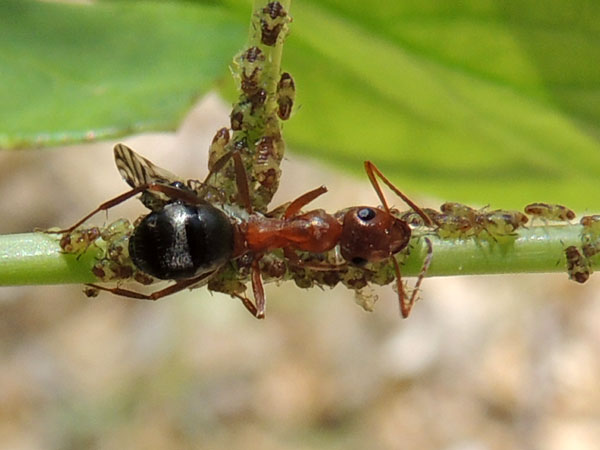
[{"left": 129, "top": 203, "right": 234, "bottom": 280}]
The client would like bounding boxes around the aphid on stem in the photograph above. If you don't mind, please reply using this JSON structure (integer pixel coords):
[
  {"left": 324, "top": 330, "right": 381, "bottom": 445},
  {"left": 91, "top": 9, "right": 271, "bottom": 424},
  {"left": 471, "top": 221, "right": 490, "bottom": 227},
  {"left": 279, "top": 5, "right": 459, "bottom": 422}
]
[
  {"left": 524, "top": 203, "right": 575, "bottom": 224},
  {"left": 565, "top": 245, "right": 590, "bottom": 284}
]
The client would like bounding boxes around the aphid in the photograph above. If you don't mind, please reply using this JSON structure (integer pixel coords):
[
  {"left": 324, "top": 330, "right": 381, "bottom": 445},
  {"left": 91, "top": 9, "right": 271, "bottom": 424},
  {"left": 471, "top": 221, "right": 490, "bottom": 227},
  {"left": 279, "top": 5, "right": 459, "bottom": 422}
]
[
  {"left": 248, "top": 88, "right": 267, "bottom": 113},
  {"left": 260, "top": 1, "right": 288, "bottom": 46},
  {"left": 439, "top": 202, "right": 479, "bottom": 219},
  {"left": 580, "top": 215, "right": 600, "bottom": 235},
  {"left": 580, "top": 215, "right": 600, "bottom": 250},
  {"left": 476, "top": 210, "right": 529, "bottom": 238},
  {"left": 432, "top": 209, "right": 473, "bottom": 239},
  {"left": 208, "top": 128, "right": 231, "bottom": 174},
  {"left": 524, "top": 203, "right": 575, "bottom": 223},
  {"left": 83, "top": 286, "right": 99, "bottom": 298},
  {"left": 59, "top": 226, "right": 100, "bottom": 254},
  {"left": 582, "top": 242, "right": 600, "bottom": 259},
  {"left": 336, "top": 161, "right": 434, "bottom": 318},
  {"left": 438, "top": 202, "right": 489, "bottom": 238},
  {"left": 276, "top": 72, "right": 295, "bottom": 120},
  {"left": 565, "top": 245, "right": 590, "bottom": 284},
  {"left": 238, "top": 46, "right": 265, "bottom": 98}
]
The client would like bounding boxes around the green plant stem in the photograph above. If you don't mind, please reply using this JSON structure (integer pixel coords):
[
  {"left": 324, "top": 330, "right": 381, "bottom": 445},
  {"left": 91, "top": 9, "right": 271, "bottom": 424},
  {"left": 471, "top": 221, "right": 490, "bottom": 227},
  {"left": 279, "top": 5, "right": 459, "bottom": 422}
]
[
  {"left": 0, "top": 226, "right": 594, "bottom": 287},
  {"left": 0, "top": 233, "right": 99, "bottom": 285}
]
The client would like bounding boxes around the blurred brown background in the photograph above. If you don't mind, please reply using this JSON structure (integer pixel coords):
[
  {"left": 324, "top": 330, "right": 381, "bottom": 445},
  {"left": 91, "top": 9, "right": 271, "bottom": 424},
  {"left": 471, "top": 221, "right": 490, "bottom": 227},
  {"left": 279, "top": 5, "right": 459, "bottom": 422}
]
[{"left": 1, "top": 95, "right": 599, "bottom": 450}]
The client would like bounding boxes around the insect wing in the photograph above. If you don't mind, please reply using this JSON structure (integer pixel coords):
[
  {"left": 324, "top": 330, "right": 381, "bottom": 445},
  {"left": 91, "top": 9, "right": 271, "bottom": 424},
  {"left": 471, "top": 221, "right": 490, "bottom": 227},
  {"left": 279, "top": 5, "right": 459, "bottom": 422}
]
[
  {"left": 114, "top": 143, "right": 183, "bottom": 188},
  {"left": 114, "top": 144, "right": 188, "bottom": 210}
]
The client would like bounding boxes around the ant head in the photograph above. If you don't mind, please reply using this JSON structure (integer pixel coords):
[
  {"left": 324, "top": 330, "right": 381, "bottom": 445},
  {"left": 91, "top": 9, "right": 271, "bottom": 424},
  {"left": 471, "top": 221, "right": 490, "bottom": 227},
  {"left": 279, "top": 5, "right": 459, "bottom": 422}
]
[{"left": 340, "top": 207, "right": 411, "bottom": 265}]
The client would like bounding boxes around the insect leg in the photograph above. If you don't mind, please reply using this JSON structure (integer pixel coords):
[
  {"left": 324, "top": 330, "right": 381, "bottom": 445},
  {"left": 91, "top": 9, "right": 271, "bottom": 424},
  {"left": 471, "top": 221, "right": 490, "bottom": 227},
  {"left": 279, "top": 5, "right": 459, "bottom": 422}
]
[
  {"left": 232, "top": 293, "right": 259, "bottom": 317},
  {"left": 51, "top": 183, "right": 204, "bottom": 234},
  {"left": 364, "top": 161, "right": 435, "bottom": 227},
  {"left": 283, "top": 186, "right": 328, "bottom": 219},
  {"left": 200, "top": 150, "right": 254, "bottom": 214},
  {"left": 84, "top": 271, "right": 213, "bottom": 301},
  {"left": 398, "top": 237, "right": 434, "bottom": 318},
  {"left": 251, "top": 258, "right": 266, "bottom": 318}
]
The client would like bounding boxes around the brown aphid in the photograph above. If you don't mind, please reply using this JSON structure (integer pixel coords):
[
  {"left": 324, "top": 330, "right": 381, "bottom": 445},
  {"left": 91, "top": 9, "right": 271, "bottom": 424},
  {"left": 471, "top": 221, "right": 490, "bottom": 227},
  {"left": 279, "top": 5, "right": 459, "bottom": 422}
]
[
  {"left": 230, "top": 103, "right": 252, "bottom": 131},
  {"left": 247, "top": 88, "right": 267, "bottom": 113},
  {"left": 260, "top": 2, "right": 288, "bottom": 46},
  {"left": 263, "top": 1, "right": 286, "bottom": 19},
  {"left": 238, "top": 47, "right": 265, "bottom": 97},
  {"left": 230, "top": 108, "right": 244, "bottom": 131},
  {"left": 477, "top": 210, "right": 529, "bottom": 237},
  {"left": 580, "top": 215, "right": 600, "bottom": 234},
  {"left": 439, "top": 202, "right": 479, "bottom": 218},
  {"left": 437, "top": 202, "right": 483, "bottom": 237},
  {"left": 436, "top": 215, "right": 473, "bottom": 238},
  {"left": 565, "top": 246, "right": 590, "bottom": 284},
  {"left": 582, "top": 242, "right": 600, "bottom": 259},
  {"left": 276, "top": 72, "right": 295, "bottom": 120},
  {"left": 83, "top": 286, "right": 99, "bottom": 298},
  {"left": 241, "top": 46, "right": 265, "bottom": 64},
  {"left": 524, "top": 203, "right": 575, "bottom": 223},
  {"left": 241, "top": 68, "right": 261, "bottom": 97},
  {"left": 59, "top": 227, "right": 100, "bottom": 254},
  {"left": 208, "top": 128, "right": 230, "bottom": 171}
]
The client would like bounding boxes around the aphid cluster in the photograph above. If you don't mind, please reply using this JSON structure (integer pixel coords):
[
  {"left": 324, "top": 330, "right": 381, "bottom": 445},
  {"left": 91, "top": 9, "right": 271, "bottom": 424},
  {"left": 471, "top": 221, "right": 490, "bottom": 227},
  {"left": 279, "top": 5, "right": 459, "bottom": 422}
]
[
  {"left": 214, "top": 3, "right": 295, "bottom": 212},
  {"left": 407, "top": 202, "right": 529, "bottom": 240}
]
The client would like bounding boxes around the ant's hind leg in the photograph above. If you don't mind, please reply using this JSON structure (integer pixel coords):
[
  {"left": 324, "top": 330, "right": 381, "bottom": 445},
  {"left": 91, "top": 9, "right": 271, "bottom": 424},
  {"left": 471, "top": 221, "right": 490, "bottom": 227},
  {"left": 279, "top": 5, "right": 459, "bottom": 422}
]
[{"left": 85, "top": 271, "right": 213, "bottom": 301}]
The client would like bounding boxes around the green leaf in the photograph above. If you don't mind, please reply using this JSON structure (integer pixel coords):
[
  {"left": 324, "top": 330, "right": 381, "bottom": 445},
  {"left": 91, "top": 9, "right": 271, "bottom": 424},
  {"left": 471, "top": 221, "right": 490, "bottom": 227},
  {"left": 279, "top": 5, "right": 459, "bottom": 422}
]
[
  {"left": 0, "top": 0, "right": 246, "bottom": 148},
  {"left": 3, "top": 0, "right": 600, "bottom": 210},
  {"left": 280, "top": 0, "right": 600, "bottom": 208}
]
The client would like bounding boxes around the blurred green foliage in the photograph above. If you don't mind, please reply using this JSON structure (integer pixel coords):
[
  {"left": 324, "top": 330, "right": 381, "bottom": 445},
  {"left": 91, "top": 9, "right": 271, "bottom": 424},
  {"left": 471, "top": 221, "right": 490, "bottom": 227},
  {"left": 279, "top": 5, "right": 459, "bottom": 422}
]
[{"left": 1, "top": 0, "right": 600, "bottom": 207}]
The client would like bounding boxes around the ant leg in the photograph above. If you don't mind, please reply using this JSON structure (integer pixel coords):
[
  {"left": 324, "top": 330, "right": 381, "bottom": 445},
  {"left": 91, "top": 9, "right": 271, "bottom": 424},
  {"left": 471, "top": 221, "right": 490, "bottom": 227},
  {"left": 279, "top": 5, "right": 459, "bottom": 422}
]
[
  {"left": 200, "top": 150, "right": 254, "bottom": 214},
  {"left": 232, "top": 150, "right": 253, "bottom": 214},
  {"left": 397, "top": 237, "right": 434, "bottom": 318},
  {"left": 50, "top": 185, "right": 149, "bottom": 234},
  {"left": 232, "top": 293, "right": 259, "bottom": 318},
  {"left": 85, "top": 271, "right": 213, "bottom": 301},
  {"left": 284, "top": 186, "right": 328, "bottom": 219},
  {"left": 364, "top": 161, "right": 435, "bottom": 227},
  {"left": 251, "top": 258, "right": 266, "bottom": 318},
  {"left": 51, "top": 183, "right": 204, "bottom": 234}
]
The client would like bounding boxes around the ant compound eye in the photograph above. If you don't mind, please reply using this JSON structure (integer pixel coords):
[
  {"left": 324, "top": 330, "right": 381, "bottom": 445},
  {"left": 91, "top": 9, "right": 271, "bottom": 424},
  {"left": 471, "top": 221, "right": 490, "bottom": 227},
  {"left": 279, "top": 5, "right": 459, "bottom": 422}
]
[
  {"left": 357, "top": 208, "right": 376, "bottom": 222},
  {"left": 170, "top": 181, "right": 186, "bottom": 190},
  {"left": 351, "top": 256, "right": 368, "bottom": 266}
]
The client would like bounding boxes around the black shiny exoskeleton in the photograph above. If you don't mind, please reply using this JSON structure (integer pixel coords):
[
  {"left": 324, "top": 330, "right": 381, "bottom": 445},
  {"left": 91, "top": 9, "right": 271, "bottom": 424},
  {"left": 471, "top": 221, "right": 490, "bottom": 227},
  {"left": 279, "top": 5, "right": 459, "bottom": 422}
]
[{"left": 129, "top": 202, "right": 234, "bottom": 280}]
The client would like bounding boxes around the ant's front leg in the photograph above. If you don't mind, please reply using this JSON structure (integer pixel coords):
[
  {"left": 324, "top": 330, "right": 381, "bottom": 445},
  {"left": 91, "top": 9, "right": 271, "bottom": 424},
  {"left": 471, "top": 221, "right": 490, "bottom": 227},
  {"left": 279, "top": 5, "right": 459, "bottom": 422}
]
[
  {"left": 397, "top": 237, "right": 433, "bottom": 318},
  {"left": 364, "top": 161, "right": 436, "bottom": 227}
]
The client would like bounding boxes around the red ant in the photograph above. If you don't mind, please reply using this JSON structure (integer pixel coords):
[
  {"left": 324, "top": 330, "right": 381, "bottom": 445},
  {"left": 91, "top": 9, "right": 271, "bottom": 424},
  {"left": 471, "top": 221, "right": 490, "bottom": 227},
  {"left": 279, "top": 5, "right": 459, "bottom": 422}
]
[{"left": 52, "top": 144, "right": 433, "bottom": 319}]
